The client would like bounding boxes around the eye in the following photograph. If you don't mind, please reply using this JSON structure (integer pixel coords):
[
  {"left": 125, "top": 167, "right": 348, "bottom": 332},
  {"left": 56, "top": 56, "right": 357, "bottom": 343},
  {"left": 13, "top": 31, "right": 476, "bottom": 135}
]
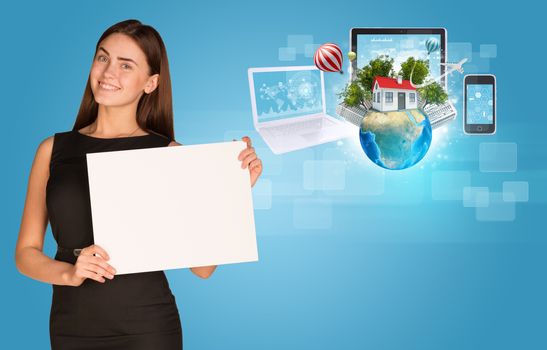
[
  {"left": 121, "top": 63, "right": 133, "bottom": 70},
  {"left": 97, "top": 55, "right": 108, "bottom": 63}
]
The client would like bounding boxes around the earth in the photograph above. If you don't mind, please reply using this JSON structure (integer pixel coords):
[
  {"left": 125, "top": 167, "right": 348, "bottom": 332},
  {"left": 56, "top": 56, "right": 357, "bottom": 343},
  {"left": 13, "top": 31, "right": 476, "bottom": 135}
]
[{"left": 359, "top": 109, "right": 432, "bottom": 170}]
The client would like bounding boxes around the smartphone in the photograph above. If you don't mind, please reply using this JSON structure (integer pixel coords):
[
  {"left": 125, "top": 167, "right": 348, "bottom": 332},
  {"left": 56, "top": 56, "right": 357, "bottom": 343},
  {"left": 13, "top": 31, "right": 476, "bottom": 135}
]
[{"left": 463, "top": 74, "right": 496, "bottom": 135}]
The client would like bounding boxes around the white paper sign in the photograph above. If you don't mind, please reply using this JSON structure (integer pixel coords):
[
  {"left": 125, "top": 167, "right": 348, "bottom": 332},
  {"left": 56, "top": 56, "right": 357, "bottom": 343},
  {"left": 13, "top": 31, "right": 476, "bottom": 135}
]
[{"left": 86, "top": 141, "right": 258, "bottom": 275}]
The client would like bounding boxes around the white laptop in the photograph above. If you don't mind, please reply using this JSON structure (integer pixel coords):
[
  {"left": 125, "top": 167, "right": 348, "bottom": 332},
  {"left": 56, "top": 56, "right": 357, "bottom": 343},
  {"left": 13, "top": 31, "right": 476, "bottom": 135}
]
[{"left": 248, "top": 66, "right": 355, "bottom": 154}]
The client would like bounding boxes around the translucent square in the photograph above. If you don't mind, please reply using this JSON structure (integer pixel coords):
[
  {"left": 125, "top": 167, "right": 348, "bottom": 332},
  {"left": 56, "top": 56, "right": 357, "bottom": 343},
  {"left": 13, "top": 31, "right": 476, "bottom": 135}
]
[
  {"left": 476, "top": 193, "right": 515, "bottom": 222},
  {"left": 255, "top": 147, "right": 283, "bottom": 176},
  {"left": 432, "top": 171, "right": 471, "bottom": 200},
  {"left": 480, "top": 44, "right": 497, "bottom": 58},
  {"left": 271, "top": 147, "right": 315, "bottom": 197},
  {"left": 252, "top": 179, "right": 272, "bottom": 210},
  {"left": 448, "top": 42, "right": 472, "bottom": 62},
  {"left": 377, "top": 170, "right": 424, "bottom": 204},
  {"left": 479, "top": 143, "right": 517, "bottom": 173},
  {"left": 293, "top": 199, "right": 332, "bottom": 230},
  {"left": 503, "top": 181, "right": 529, "bottom": 202},
  {"left": 304, "top": 43, "right": 320, "bottom": 58},
  {"left": 463, "top": 187, "right": 490, "bottom": 207},
  {"left": 287, "top": 35, "right": 314, "bottom": 54},
  {"left": 465, "top": 55, "right": 490, "bottom": 73},
  {"left": 321, "top": 147, "right": 385, "bottom": 196},
  {"left": 278, "top": 47, "right": 296, "bottom": 61},
  {"left": 303, "top": 160, "right": 345, "bottom": 191}
]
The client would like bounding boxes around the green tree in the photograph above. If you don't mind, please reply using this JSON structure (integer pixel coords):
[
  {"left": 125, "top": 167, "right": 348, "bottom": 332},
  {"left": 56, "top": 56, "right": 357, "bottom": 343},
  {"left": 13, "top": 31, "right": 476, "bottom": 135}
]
[
  {"left": 338, "top": 81, "right": 369, "bottom": 107},
  {"left": 337, "top": 55, "right": 400, "bottom": 108},
  {"left": 399, "top": 57, "right": 429, "bottom": 85},
  {"left": 357, "top": 55, "right": 395, "bottom": 93},
  {"left": 418, "top": 81, "right": 448, "bottom": 108}
]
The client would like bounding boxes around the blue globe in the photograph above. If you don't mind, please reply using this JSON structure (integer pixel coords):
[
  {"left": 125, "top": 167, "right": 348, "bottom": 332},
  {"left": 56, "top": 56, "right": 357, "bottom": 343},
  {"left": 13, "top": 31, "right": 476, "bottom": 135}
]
[{"left": 359, "top": 109, "right": 432, "bottom": 170}]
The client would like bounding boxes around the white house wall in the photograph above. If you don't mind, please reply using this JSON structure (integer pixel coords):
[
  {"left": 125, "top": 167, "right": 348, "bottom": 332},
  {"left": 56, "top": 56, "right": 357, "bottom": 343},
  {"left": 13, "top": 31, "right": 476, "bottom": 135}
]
[{"left": 372, "top": 87, "right": 417, "bottom": 112}]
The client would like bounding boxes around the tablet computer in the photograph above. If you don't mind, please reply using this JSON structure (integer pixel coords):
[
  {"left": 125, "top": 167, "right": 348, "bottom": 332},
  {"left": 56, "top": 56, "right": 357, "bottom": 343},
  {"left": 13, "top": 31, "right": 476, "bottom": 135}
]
[{"left": 350, "top": 28, "right": 447, "bottom": 90}]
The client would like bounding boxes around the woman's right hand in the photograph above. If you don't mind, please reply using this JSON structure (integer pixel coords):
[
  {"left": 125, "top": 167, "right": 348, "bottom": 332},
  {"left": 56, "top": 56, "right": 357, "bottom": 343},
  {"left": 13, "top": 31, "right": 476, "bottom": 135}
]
[{"left": 65, "top": 244, "right": 117, "bottom": 286}]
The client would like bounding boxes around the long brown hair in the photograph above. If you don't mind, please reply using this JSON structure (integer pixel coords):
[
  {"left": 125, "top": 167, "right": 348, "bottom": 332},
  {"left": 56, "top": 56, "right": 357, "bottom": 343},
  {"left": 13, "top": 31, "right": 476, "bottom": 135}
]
[{"left": 73, "top": 19, "right": 174, "bottom": 140}]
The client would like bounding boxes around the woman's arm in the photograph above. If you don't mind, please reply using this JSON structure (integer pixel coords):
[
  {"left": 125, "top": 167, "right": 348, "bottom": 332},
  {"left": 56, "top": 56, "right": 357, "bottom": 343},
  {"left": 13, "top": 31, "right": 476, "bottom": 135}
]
[
  {"left": 15, "top": 136, "right": 75, "bottom": 285},
  {"left": 168, "top": 140, "right": 217, "bottom": 279},
  {"left": 15, "top": 137, "right": 116, "bottom": 286}
]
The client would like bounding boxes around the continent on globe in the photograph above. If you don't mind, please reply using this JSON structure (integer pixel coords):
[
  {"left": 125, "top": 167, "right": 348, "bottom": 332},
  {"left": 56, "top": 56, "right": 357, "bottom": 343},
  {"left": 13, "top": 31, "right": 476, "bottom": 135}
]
[{"left": 359, "top": 109, "right": 432, "bottom": 170}]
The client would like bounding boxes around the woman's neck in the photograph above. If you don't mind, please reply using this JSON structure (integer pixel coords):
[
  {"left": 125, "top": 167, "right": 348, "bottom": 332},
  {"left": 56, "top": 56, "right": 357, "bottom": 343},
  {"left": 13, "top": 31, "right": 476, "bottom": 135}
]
[{"left": 89, "top": 104, "right": 142, "bottom": 137}]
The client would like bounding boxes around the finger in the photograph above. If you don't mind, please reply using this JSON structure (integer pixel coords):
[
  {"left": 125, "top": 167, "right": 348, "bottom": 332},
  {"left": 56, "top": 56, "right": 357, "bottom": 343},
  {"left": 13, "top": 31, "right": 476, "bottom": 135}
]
[
  {"left": 79, "top": 269, "right": 106, "bottom": 283},
  {"left": 249, "top": 159, "right": 262, "bottom": 171},
  {"left": 79, "top": 246, "right": 92, "bottom": 256},
  {"left": 89, "top": 256, "right": 117, "bottom": 275},
  {"left": 242, "top": 153, "right": 257, "bottom": 169},
  {"left": 78, "top": 256, "right": 115, "bottom": 276},
  {"left": 241, "top": 136, "right": 251, "bottom": 148},
  {"left": 75, "top": 266, "right": 106, "bottom": 283},
  {"left": 90, "top": 244, "right": 110, "bottom": 260},
  {"left": 83, "top": 262, "right": 114, "bottom": 279},
  {"left": 238, "top": 147, "right": 255, "bottom": 160},
  {"left": 81, "top": 244, "right": 110, "bottom": 260}
]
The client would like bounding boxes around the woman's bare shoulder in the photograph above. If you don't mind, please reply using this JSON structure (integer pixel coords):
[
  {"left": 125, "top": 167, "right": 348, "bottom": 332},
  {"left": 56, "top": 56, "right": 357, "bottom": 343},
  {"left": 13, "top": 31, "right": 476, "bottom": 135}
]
[
  {"left": 36, "top": 136, "right": 54, "bottom": 160},
  {"left": 29, "top": 135, "right": 54, "bottom": 180}
]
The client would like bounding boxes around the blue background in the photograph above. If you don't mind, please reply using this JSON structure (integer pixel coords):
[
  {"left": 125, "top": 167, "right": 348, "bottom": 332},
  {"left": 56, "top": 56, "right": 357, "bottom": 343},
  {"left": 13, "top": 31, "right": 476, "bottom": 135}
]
[{"left": 2, "top": 0, "right": 545, "bottom": 349}]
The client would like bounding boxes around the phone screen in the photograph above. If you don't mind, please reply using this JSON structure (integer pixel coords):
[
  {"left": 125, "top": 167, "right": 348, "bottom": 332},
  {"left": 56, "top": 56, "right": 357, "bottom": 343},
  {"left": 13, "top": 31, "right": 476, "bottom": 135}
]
[
  {"left": 464, "top": 75, "right": 496, "bottom": 134},
  {"left": 466, "top": 84, "right": 494, "bottom": 124}
]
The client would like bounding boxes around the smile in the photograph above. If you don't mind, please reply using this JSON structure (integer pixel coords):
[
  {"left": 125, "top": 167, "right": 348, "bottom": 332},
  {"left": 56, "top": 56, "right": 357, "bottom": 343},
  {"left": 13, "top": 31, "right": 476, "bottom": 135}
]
[{"left": 99, "top": 81, "right": 120, "bottom": 91}]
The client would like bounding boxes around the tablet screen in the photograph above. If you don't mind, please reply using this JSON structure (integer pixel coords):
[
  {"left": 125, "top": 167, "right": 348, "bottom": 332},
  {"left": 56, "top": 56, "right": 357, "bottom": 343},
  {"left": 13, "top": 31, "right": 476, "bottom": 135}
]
[{"left": 353, "top": 31, "right": 444, "bottom": 88}]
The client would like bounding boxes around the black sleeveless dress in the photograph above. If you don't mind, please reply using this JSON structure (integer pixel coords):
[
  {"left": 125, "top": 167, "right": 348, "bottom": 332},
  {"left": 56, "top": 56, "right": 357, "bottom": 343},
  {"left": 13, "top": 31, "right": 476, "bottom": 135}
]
[{"left": 46, "top": 129, "right": 182, "bottom": 350}]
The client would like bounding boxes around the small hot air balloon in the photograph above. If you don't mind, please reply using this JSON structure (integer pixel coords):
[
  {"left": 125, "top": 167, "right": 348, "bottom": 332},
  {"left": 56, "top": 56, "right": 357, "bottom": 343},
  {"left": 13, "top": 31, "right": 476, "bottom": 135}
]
[
  {"left": 347, "top": 51, "right": 356, "bottom": 62},
  {"left": 425, "top": 38, "right": 439, "bottom": 55},
  {"left": 314, "top": 43, "right": 343, "bottom": 74}
]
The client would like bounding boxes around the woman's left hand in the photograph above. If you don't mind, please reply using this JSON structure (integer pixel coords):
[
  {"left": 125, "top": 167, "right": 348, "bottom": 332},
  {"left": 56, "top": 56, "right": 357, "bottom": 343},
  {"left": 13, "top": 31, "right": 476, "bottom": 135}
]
[{"left": 237, "top": 136, "right": 262, "bottom": 187}]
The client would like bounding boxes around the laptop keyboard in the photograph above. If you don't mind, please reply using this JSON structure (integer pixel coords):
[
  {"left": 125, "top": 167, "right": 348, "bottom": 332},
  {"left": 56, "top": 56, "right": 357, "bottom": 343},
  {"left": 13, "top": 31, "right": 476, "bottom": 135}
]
[
  {"left": 264, "top": 119, "right": 332, "bottom": 137},
  {"left": 422, "top": 102, "right": 457, "bottom": 128}
]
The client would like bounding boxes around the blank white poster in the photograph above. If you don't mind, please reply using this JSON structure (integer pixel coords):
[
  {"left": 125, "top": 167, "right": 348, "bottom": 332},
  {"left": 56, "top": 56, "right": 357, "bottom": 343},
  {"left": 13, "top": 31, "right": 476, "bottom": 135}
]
[{"left": 86, "top": 141, "right": 258, "bottom": 275}]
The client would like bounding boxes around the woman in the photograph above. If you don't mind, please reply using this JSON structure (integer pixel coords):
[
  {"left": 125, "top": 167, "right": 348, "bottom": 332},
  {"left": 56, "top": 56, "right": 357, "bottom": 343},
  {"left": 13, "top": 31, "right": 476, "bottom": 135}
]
[{"left": 15, "top": 19, "right": 262, "bottom": 349}]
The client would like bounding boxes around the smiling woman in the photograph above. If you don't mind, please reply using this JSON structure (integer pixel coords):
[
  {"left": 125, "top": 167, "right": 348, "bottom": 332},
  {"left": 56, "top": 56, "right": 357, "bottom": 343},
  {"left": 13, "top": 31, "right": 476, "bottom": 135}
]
[
  {"left": 15, "top": 18, "right": 262, "bottom": 350},
  {"left": 75, "top": 20, "right": 174, "bottom": 139}
]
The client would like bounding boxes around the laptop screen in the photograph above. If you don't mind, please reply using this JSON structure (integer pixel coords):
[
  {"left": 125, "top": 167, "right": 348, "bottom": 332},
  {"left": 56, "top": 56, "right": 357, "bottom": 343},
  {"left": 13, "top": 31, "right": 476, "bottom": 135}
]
[
  {"left": 252, "top": 69, "right": 324, "bottom": 123},
  {"left": 355, "top": 33, "right": 443, "bottom": 86}
]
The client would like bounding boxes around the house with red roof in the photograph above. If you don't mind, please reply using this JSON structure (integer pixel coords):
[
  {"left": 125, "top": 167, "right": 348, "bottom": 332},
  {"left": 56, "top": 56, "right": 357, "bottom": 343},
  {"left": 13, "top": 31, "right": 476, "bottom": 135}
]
[{"left": 372, "top": 76, "right": 417, "bottom": 112}]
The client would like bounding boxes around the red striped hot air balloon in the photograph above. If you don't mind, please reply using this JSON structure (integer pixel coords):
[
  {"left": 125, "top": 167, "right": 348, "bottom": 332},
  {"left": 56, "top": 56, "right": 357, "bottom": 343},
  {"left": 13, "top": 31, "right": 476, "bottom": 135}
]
[{"left": 314, "top": 43, "right": 343, "bottom": 74}]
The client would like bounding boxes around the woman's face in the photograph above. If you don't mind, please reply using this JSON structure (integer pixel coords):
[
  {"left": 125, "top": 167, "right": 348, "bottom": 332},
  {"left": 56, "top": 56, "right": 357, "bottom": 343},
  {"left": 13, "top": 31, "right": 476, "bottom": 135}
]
[{"left": 90, "top": 33, "right": 158, "bottom": 107}]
